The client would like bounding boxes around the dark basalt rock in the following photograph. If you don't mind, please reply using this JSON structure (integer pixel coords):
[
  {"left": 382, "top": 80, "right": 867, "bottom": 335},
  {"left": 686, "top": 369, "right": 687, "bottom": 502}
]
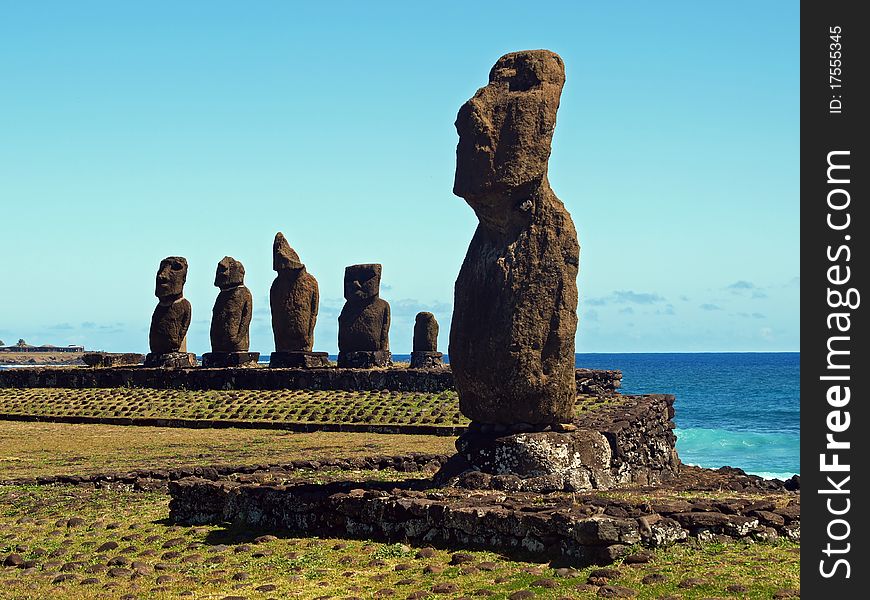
[
  {"left": 337, "top": 264, "right": 391, "bottom": 368},
  {"left": 81, "top": 353, "right": 145, "bottom": 368},
  {"left": 143, "top": 352, "right": 196, "bottom": 368},
  {"left": 270, "top": 233, "right": 322, "bottom": 356},
  {"left": 201, "top": 352, "right": 260, "bottom": 368},
  {"left": 338, "top": 350, "right": 392, "bottom": 369},
  {"left": 148, "top": 256, "right": 195, "bottom": 367},
  {"left": 0, "top": 364, "right": 622, "bottom": 395},
  {"left": 409, "top": 351, "right": 444, "bottom": 369},
  {"left": 210, "top": 256, "right": 253, "bottom": 354},
  {"left": 412, "top": 312, "right": 438, "bottom": 351},
  {"left": 268, "top": 351, "right": 330, "bottom": 368},
  {"left": 450, "top": 50, "right": 579, "bottom": 426},
  {"left": 410, "top": 312, "right": 443, "bottom": 368}
]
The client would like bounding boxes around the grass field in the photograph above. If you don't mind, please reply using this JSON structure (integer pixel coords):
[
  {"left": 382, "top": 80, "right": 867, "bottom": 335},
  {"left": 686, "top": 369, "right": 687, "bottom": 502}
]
[
  {"left": 0, "top": 483, "right": 800, "bottom": 600},
  {"left": 0, "top": 388, "right": 618, "bottom": 427},
  {"left": 0, "top": 422, "right": 454, "bottom": 481},
  {"left": 0, "top": 395, "right": 800, "bottom": 599}
]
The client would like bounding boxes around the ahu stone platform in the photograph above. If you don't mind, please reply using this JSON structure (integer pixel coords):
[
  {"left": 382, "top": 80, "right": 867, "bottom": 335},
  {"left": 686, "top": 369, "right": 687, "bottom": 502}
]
[
  {"left": 166, "top": 393, "right": 693, "bottom": 566},
  {"left": 0, "top": 366, "right": 622, "bottom": 395},
  {"left": 168, "top": 463, "right": 799, "bottom": 568}
]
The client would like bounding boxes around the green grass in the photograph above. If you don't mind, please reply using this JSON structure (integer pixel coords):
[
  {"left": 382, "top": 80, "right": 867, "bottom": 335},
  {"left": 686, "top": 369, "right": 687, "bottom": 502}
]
[
  {"left": 0, "top": 484, "right": 800, "bottom": 599},
  {"left": 0, "top": 421, "right": 456, "bottom": 480},
  {"left": 0, "top": 388, "right": 619, "bottom": 428}
]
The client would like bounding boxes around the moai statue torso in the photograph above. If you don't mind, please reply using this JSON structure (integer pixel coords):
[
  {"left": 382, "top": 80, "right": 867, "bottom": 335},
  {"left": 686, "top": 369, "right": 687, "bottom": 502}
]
[
  {"left": 337, "top": 264, "right": 391, "bottom": 367},
  {"left": 267, "top": 233, "right": 329, "bottom": 368},
  {"left": 449, "top": 50, "right": 579, "bottom": 425},
  {"left": 210, "top": 256, "right": 253, "bottom": 353},
  {"left": 146, "top": 256, "right": 196, "bottom": 367},
  {"left": 270, "top": 233, "right": 319, "bottom": 352},
  {"left": 410, "top": 311, "right": 443, "bottom": 368},
  {"left": 413, "top": 312, "right": 439, "bottom": 352}
]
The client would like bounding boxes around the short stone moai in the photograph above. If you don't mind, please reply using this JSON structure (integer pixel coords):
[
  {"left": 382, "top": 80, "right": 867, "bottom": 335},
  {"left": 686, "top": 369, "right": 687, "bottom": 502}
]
[
  {"left": 145, "top": 256, "right": 197, "bottom": 368},
  {"left": 409, "top": 312, "right": 443, "bottom": 368},
  {"left": 202, "top": 256, "right": 258, "bottom": 368},
  {"left": 268, "top": 233, "right": 329, "bottom": 368},
  {"left": 337, "top": 264, "right": 391, "bottom": 368}
]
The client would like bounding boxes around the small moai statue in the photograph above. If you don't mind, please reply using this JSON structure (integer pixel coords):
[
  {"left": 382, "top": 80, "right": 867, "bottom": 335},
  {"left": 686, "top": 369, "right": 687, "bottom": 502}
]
[
  {"left": 409, "top": 312, "right": 443, "bottom": 368},
  {"left": 337, "top": 263, "right": 391, "bottom": 368},
  {"left": 144, "top": 256, "right": 197, "bottom": 368},
  {"left": 268, "top": 232, "right": 329, "bottom": 368},
  {"left": 202, "top": 256, "right": 259, "bottom": 367}
]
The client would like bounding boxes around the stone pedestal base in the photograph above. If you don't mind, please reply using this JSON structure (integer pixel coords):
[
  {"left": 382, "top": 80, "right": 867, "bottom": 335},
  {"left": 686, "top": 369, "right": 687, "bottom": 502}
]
[
  {"left": 337, "top": 350, "right": 392, "bottom": 368},
  {"left": 82, "top": 352, "right": 145, "bottom": 368},
  {"left": 436, "top": 426, "right": 614, "bottom": 492},
  {"left": 269, "top": 351, "right": 330, "bottom": 368},
  {"left": 201, "top": 352, "right": 260, "bottom": 368},
  {"left": 144, "top": 352, "right": 197, "bottom": 368},
  {"left": 409, "top": 351, "right": 443, "bottom": 368}
]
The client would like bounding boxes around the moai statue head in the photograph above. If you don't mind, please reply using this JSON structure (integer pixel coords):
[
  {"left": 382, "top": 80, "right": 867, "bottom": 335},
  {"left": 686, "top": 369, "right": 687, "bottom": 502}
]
[
  {"left": 215, "top": 256, "right": 245, "bottom": 289},
  {"left": 155, "top": 256, "right": 188, "bottom": 300},
  {"left": 273, "top": 232, "right": 304, "bottom": 272},
  {"left": 344, "top": 264, "right": 382, "bottom": 303},
  {"left": 413, "top": 312, "right": 439, "bottom": 352},
  {"left": 453, "top": 50, "right": 565, "bottom": 234}
]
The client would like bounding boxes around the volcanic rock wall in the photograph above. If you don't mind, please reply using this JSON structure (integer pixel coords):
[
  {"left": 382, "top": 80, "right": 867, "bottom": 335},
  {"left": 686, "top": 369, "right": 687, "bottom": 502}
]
[{"left": 0, "top": 366, "right": 622, "bottom": 395}]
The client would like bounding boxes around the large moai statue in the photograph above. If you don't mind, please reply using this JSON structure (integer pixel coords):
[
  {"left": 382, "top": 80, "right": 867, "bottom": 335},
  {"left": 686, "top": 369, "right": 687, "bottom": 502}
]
[
  {"left": 268, "top": 233, "right": 329, "bottom": 368},
  {"left": 202, "top": 256, "right": 259, "bottom": 367},
  {"left": 337, "top": 264, "right": 391, "bottom": 368},
  {"left": 450, "top": 49, "right": 579, "bottom": 425},
  {"left": 409, "top": 312, "right": 443, "bottom": 368},
  {"left": 442, "top": 51, "right": 591, "bottom": 491},
  {"left": 145, "top": 256, "right": 197, "bottom": 368}
]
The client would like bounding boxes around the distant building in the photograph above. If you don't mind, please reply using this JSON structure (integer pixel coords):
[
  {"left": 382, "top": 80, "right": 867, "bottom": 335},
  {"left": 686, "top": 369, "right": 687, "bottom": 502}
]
[{"left": 0, "top": 344, "right": 84, "bottom": 353}]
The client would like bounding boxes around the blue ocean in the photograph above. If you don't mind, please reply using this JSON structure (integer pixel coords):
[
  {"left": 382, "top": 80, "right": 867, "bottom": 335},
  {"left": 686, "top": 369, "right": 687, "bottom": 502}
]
[{"left": 571, "top": 352, "right": 799, "bottom": 480}]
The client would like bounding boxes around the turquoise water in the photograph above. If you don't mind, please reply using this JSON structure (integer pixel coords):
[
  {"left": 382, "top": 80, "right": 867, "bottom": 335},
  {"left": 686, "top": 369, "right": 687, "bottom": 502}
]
[{"left": 572, "top": 353, "right": 800, "bottom": 479}]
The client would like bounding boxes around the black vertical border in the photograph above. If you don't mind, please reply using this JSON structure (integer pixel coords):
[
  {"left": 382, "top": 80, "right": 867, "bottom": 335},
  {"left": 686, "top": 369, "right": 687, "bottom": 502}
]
[{"left": 801, "top": 1, "right": 867, "bottom": 596}]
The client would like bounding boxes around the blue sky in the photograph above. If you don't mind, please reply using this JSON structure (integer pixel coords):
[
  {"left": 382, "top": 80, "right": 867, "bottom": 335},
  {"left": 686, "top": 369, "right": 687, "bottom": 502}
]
[{"left": 0, "top": 1, "right": 798, "bottom": 354}]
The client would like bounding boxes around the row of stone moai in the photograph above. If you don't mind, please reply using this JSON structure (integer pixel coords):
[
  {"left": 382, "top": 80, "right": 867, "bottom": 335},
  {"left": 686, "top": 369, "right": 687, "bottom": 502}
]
[{"left": 144, "top": 233, "right": 443, "bottom": 369}]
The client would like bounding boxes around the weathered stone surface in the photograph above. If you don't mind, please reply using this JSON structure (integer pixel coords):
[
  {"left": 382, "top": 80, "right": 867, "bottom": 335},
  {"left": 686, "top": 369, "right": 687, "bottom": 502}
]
[
  {"left": 81, "top": 353, "right": 145, "bottom": 368},
  {"left": 270, "top": 233, "right": 321, "bottom": 353},
  {"left": 201, "top": 352, "right": 260, "bottom": 368},
  {"left": 167, "top": 466, "right": 795, "bottom": 568},
  {"left": 144, "top": 352, "right": 196, "bottom": 368},
  {"left": 450, "top": 50, "right": 579, "bottom": 426},
  {"left": 410, "top": 312, "right": 443, "bottom": 368},
  {"left": 453, "top": 429, "right": 613, "bottom": 492},
  {"left": 575, "top": 369, "right": 622, "bottom": 396},
  {"left": 269, "top": 351, "right": 330, "bottom": 368},
  {"left": 412, "top": 312, "right": 438, "bottom": 352},
  {"left": 0, "top": 365, "right": 624, "bottom": 396},
  {"left": 671, "top": 512, "right": 759, "bottom": 537},
  {"left": 338, "top": 350, "right": 391, "bottom": 369},
  {"left": 149, "top": 256, "right": 192, "bottom": 355},
  {"left": 409, "top": 351, "right": 444, "bottom": 369},
  {"left": 338, "top": 264, "right": 391, "bottom": 368},
  {"left": 210, "top": 257, "right": 253, "bottom": 353},
  {"left": 434, "top": 394, "right": 679, "bottom": 490}
]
